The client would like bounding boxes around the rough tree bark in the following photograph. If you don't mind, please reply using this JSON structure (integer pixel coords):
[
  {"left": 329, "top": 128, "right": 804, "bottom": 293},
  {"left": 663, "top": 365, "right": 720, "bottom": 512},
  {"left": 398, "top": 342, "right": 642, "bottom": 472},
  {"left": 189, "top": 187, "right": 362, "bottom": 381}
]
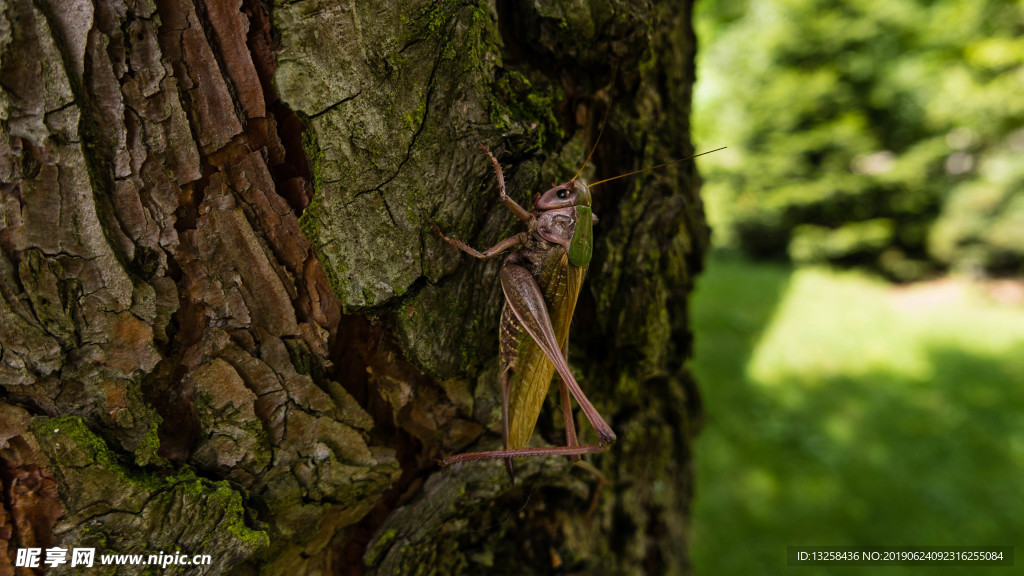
[{"left": 0, "top": 0, "right": 707, "bottom": 574}]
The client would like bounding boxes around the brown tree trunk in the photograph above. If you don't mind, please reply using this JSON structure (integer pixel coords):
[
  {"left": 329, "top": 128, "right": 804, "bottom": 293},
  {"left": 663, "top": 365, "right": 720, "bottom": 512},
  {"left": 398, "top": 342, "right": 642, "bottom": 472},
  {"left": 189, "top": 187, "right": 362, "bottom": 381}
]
[{"left": 0, "top": 0, "right": 707, "bottom": 574}]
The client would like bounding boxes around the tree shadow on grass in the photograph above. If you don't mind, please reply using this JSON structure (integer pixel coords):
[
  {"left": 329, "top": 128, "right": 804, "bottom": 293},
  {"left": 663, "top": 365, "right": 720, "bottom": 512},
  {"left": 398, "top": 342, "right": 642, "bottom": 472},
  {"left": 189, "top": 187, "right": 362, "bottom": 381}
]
[
  {"left": 689, "top": 256, "right": 1024, "bottom": 575},
  {"left": 688, "top": 254, "right": 796, "bottom": 426},
  {"left": 695, "top": 338, "right": 1024, "bottom": 575}
]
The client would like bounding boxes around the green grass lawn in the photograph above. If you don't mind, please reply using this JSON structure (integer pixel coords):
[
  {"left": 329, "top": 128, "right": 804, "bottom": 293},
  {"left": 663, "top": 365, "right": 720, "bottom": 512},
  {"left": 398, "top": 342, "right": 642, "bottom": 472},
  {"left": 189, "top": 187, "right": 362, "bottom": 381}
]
[{"left": 689, "top": 255, "right": 1024, "bottom": 575}]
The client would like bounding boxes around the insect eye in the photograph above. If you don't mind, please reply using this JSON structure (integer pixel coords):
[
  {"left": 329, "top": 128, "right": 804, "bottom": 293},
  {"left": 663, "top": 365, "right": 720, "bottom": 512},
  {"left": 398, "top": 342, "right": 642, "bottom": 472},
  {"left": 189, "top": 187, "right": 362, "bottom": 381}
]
[{"left": 557, "top": 189, "right": 569, "bottom": 199}]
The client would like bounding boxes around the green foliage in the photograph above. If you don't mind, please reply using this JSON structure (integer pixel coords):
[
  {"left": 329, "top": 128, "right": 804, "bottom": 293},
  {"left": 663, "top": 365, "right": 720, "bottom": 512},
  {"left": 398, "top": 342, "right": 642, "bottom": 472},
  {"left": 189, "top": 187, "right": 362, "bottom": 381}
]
[
  {"left": 690, "top": 256, "right": 1024, "bottom": 574},
  {"left": 929, "top": 147, "right": 1024, "bottom": 272},
  {"left": 695, "top": 0, "right": 1024, "bottom": 277}
]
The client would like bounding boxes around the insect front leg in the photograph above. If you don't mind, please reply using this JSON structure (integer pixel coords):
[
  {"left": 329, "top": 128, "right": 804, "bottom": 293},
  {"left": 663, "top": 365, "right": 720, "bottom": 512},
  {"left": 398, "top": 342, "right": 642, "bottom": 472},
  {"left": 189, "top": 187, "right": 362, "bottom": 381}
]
[{"left": 479, "top": 144, "right": 533, "bottom": 225}]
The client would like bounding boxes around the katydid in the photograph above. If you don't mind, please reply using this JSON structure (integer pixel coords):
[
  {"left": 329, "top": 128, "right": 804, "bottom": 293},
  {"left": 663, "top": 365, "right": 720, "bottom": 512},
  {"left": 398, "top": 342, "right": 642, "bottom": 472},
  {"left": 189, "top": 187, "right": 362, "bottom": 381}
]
[{"left": 435, "top": 140, "right": 724, "bottom": 480}]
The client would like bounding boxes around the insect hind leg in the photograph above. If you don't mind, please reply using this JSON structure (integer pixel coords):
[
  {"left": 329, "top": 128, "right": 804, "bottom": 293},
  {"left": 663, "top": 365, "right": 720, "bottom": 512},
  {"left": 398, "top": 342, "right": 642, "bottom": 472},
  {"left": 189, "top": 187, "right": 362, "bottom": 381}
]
[
  {"left": 439, "top": 443, "right": 610, "bottom": 466},
  {"left": 558, "top": 338, "right": 580, "bottom": 462},
  {"left": 500, "top": 363, "right": 515, "bottom": 482}
]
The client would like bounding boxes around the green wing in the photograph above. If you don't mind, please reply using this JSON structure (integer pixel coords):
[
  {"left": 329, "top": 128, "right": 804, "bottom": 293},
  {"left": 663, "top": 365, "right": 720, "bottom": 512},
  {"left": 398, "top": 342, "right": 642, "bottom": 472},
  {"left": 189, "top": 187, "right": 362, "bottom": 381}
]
[{"left": 506, "top": 252, "right": 588, "bottom": 449}]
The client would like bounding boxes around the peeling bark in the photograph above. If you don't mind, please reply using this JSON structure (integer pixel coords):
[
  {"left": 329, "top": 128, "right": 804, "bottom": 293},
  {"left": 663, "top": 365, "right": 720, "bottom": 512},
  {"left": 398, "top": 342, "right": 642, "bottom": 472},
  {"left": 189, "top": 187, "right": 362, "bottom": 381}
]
[{"left": 0, "top": 0, "right": 706, "bottom": 574}]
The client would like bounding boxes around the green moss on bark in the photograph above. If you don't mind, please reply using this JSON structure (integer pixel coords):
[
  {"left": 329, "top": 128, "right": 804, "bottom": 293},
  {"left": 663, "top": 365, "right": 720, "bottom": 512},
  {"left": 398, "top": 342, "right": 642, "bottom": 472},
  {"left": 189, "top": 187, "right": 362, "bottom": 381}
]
[{"left": 31, "top": 416, "right": 269, "bottom": 568}]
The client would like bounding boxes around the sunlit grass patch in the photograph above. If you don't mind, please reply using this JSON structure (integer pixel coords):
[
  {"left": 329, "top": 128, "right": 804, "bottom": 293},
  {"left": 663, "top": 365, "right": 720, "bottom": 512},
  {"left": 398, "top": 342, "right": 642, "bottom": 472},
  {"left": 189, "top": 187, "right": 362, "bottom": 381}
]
[{"left": 689, "top": 255, "right": 1024, "bottom": 575}]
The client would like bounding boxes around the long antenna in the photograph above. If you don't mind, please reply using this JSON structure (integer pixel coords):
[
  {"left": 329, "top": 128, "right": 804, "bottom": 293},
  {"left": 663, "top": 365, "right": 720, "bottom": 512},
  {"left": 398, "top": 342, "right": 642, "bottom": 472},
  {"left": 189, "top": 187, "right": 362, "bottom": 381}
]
[
  {"left": 572, "top": 106, "right": 613, "bottom": 182},
  {"left": 588, "top": 147, "right": 727, "bottom": 188}
]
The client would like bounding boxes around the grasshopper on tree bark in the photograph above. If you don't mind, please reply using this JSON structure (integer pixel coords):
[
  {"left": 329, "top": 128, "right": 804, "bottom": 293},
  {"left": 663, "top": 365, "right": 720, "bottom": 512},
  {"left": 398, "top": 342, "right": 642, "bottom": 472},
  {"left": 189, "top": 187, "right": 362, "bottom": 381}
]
[{"left": 435, "top": 142, "right": 723, "bottom": 480}]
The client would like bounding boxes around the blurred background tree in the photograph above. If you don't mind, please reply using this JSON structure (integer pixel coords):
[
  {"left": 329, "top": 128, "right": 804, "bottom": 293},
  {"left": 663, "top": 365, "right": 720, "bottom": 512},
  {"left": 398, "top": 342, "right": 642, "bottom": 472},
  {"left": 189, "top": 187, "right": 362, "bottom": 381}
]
[
  {"left": 695, "top": 0, "right": 1024, "bottom": 280},
  {"left": 689, "top": 2, "right": 1024, "bottom": 574}
]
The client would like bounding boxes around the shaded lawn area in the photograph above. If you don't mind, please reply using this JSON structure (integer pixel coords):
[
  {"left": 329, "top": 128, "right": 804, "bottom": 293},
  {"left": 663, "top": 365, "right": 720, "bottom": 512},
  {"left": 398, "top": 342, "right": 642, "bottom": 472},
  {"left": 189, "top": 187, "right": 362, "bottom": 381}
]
[{"left": 689, "top": 255, "right": 1024, "bottom": 575}]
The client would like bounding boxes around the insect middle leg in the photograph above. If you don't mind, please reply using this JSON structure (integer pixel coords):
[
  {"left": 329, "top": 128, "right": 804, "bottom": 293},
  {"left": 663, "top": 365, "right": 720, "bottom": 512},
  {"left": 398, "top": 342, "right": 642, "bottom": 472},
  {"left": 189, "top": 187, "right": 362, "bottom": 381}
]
[
  {"left": 431, "top": 145, "right": 533, "bottom": 259},
  {"left": 432, "top": 226, "right": 528, "bottom": 260}
]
